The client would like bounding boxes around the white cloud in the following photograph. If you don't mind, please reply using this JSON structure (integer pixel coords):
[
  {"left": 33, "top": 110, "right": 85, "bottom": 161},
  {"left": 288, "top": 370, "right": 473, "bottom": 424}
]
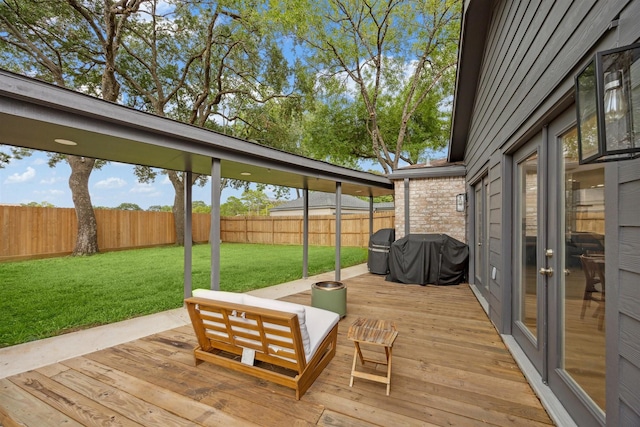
[
  {"left": 130, "top": 182, "right": 155, "bottom": 193},
  {"left": 95, "top": 177, "right": 127, "bottom": 189},
  {"left": 319, "top": 57, "right": 421, "bottom": 98},
  {"left": 4, "top": 167, "right": 36, "bottom": 184},
  {"left": 77, "top": 83, "right": 102, "bottom": 98},
  {"left": 161, "top": 176, "right": 171, "bottom": 185},
  {"left": 154, "top": 0, "right": 174, "bottom": 15},
  {"left": 138, "top": 1, "right": 175, "bottom": 23},
  {"left": 40, "top": 176, "right": 64, "bottom": 185},
  {"left": 32, "top": 157, "right": 47, "bottom": 166},
  {"left": 34, "top": 189, "right": 64, "bottom": 197}
]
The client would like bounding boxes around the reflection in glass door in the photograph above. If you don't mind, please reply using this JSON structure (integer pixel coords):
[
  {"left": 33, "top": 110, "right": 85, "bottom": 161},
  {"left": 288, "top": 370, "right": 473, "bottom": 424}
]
[
  {"left": 558, "top": 127, "right": 606, "bottom": 413},
  {"left": 517, "top": 152, "right": 539, "bottom": 338},
  {"left": 545, "top": 108, "right": 606, "bottom": 426}
]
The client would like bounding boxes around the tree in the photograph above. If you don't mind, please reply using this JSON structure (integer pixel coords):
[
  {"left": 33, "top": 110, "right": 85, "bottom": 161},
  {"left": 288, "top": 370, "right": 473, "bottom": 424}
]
[
  {"left": 220, "top": 196, "right": 247, "bottom": 216},
  {"left": 121, "top": 1, "right": 306, "bottom": 245},
  {"left": 299, "top": 95, "right": 370, "bottom": 168},
  {"left": 359, "top": 194, "right": 393, "bottom": 203},
  {"left": 241, "top": 189, "right": 273, "bottom": 216},
  {"left": 115, "top": 202, "right": 142, "bottom": 211},
  {"left": 0, "top": 0, "right": 144, "bottom": 255},
  {"left": 0, "top": 146, "right": 32, "bottom": 169},
  {"left": 192, "top": 201, "right": 211, "bottom": 214},
  {"left": 147, "top": 205, "right": 172, "bottom": 212},
  {"left": 21, "top": 201, "right": 55, "bottom": 207},
  {"left": 272, "top": 0, "right": 461, "bottom": 173}
]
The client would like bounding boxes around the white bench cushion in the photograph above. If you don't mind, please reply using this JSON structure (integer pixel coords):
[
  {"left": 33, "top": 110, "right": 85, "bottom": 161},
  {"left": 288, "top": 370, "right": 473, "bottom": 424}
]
[
  {"left": 304, "top": 305, "right": 340, "bottom": 360},
  {"left": 193, "top": 289, "right": 244, "bottom": 304},
  {"left": 243, "top": 294, "right": 311, "bottom": 358}
]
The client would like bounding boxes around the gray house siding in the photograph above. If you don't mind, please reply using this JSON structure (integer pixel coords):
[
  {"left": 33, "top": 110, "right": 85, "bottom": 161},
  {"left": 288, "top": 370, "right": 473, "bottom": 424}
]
[
  {"left": 453, "top": 0, "right": 640, "bottom": 425},
  {"left": 464, "top": 0, "right": 630, "bottom": 181},
  {"left": 464, "top": 0, "right": 640, "bottom": 318},
  {"left": 488, "top": 156, "right": 504, "bottom": 330},
  {"left": 616, "top": 160, "right": 640, "bottom": 425}
]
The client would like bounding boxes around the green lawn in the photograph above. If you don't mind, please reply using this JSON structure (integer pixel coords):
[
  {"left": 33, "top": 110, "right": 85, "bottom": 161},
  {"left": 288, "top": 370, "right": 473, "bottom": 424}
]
[{"left": 0, "top": 243, "right": 367, "bottom": 348}]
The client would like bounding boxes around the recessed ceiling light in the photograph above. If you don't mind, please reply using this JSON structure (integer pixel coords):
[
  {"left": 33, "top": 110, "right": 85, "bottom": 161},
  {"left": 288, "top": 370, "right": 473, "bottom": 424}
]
[
  {"left": 240, "top": 172, "right": 251, "bottom": 176},
  {"left": 54, "top": 138, "right": 78, "bottom": 146}
]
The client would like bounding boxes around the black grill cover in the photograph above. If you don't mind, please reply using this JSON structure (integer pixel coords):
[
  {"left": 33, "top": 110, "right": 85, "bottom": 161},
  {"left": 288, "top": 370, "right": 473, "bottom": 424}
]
[
  {"left": 386, "top": 234, "right": 468, "bottom": 285},
  {"left": 367, "top": 228, "right": 395, "bottom": 274}
]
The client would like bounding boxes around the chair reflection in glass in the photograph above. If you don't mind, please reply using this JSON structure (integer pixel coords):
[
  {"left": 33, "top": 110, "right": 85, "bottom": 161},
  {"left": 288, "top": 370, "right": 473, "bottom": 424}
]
[{"left": 579, "top": 254, "right": 605, "bottom": 330}]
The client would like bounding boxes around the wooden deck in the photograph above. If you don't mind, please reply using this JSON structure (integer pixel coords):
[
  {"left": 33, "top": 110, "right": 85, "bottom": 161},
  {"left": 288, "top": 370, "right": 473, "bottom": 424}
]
[{"left": 0, "top": 274, "right": 554, "bottom": 426}]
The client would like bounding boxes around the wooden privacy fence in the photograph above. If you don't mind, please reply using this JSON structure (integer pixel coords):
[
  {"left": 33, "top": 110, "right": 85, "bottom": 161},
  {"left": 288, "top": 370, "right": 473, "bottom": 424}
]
[
  {"left": 220, "top": 212, "right": 395, "bottom": 247},
  {"left": 0, "top": 206, "right": 176, "bottom": 261},
  {"left": 0, "top": 206, "right": 395, "bottom": 261}
]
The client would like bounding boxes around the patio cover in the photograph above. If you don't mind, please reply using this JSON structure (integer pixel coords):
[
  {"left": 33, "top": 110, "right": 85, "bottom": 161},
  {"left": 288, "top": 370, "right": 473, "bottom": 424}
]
[
  {"left": 0, "top": 70, "right": 393, "bottom": 198},
  {"left": 0, "top": 70, "right": 394, "bottom": 290},
  {"left": 386, "top": 234, "right": 468, "bottom": 286}
]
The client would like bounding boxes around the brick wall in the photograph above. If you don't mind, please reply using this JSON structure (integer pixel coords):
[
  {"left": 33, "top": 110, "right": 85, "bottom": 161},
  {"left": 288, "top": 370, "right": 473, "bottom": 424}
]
[{"left": 394, "top": 176, "right": 467, "bottom": 243}]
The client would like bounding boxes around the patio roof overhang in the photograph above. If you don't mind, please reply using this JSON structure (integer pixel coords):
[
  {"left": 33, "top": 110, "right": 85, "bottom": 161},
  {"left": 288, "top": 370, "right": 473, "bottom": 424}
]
[
  {"left": 448, "top": 0, "right": 495, "bottom": 163},
  {"left": 0, "top": 70, "right": 393, "bottom": 197}
]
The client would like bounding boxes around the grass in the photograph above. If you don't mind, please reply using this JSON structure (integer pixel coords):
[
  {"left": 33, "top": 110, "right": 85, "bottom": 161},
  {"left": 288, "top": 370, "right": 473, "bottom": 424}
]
[{"left": 0, "top": 243, "right": 367, "bottom": 348}]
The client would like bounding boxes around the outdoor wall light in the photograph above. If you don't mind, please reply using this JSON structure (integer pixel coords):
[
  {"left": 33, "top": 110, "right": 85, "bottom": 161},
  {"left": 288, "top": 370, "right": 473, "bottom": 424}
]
[
  {"left": 456, "top": 193, "right": 466, "bottom": 212},
  {"left": 575, "top": 42, "right": 640, "bottom": 164}
]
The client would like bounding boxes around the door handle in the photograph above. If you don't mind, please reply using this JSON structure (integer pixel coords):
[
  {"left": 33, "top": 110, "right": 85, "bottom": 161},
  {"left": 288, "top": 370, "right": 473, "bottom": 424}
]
[{"left": 539, "top": 267, "right": 554, "bottom": 277}]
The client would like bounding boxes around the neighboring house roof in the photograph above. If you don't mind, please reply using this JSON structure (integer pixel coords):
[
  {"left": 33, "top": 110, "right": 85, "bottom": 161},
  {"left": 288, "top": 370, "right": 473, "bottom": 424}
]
[
  {"left": 448, "top": 0, "right": 496, "bottom": 162},
  {"left": 373, "top": 202, "right": 394, "bottom": 211},
  {"left": 270, "top": 192, "right": 370, "bottom": 212}
]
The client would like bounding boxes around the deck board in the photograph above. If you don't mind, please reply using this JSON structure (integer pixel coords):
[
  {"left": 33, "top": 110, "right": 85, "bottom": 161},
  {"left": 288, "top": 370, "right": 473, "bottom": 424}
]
[{"left": 0, "top": 274, "right": 554, "bottom": 426}]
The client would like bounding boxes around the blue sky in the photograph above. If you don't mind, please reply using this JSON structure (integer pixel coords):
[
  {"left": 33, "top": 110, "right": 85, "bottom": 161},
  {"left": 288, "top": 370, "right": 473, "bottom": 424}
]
[
  {"left": 0, "top": 150, "right": 246, "bottom": 209},
  {"left": 0, "top": 149, "right": 394, "bottom": 209},
  {"left": 0, "top": 3, "right": 447, "bottom": 210},
  {"left": 0, "top": 147, "right": 447, "bottom": 209}
]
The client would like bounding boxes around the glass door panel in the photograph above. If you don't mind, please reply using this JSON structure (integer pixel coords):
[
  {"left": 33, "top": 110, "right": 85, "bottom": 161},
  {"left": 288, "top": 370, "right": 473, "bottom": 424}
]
[
  {"left": 512, "top": 137, "right": 545, "bottom": 376},
  {"left": 546, "top": 107, "right": 606, "bottom": 426},
  {"left": 475, "top": 183, "right": 484, "bottom": 285},
  {"left": 517, "top": 152, "right": 539, "bottom": 339},
  {"left": 474, "top": 176, "right": 489, "bottom": 294},
  {"left": 559, "top": 127, "right": 606, "bottom": 411}
]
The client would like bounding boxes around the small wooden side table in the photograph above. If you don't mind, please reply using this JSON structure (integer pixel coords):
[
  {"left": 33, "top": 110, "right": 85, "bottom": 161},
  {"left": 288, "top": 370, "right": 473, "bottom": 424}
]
[{"left": 347, "top": 317, "right": 398, "bottom": 395}]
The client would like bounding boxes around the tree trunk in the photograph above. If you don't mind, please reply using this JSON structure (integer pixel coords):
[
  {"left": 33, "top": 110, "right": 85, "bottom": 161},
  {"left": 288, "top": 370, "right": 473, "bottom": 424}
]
[
  {"left": 168, "top": 171, "right": 186, "bottom": 246},
  {"left": 169, "top": 171, "right": 203, "bottom": 246},
  {"left": 68, "top": 155, "right": 99, "bottom": 255}
]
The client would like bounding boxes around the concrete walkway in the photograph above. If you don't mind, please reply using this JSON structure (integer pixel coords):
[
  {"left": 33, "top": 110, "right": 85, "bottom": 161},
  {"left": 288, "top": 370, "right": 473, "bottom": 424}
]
[{"left": 0, "top": 264, "right": 368, "bottom": 379}]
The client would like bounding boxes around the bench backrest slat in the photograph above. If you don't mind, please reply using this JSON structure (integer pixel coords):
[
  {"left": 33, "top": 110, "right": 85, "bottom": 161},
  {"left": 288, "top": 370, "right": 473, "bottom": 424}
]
[{"left": 186, "top": 297, "right": 307, "bottom": 371}]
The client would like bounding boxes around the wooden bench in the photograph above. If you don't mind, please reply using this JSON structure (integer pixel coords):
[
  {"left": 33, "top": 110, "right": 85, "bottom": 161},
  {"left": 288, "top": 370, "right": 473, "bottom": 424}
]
[{"left": 185, "top": 290, "right": 340, "bottom": 399}]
